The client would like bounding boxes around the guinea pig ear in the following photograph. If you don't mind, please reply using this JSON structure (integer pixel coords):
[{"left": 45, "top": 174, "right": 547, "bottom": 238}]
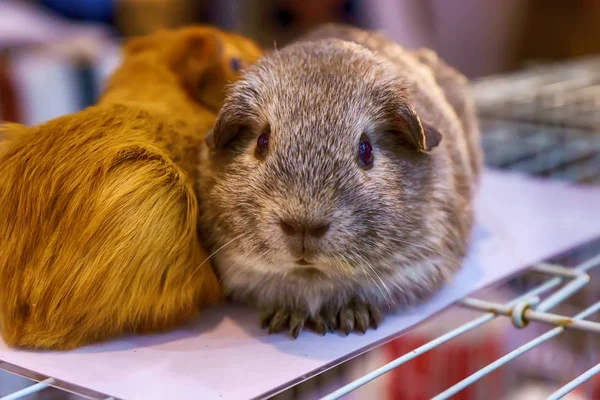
[
  {"left": 205, "top": 112, "right": 247, "bottom": 149},
  {"left": 179, "top": 29, "right": 224, "bottom": 64},
  {"left": 393, "top": 104, "right": 442, "bottom": 152},
  {"left": 204, "top": 129, "right": 216, "bottom": 148},
  {"left": 206, "top": 79, "right": 261, "bottom": 149}
]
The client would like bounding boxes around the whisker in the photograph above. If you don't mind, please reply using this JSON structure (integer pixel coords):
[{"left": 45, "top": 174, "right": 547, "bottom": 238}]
[
  {"left": 342, "top": 253, "right": 392, "bottom": 308},
  {"left": 218, "top": 259, "right": 240, "bottom": 285},
  {"left": 185, "top": 233, "right": 244, "bottom": 286},
  {"left": 368, "top": 264, "right": 394, "bottom": 305},
  {"left": 357, "top": 213, "right": 463, "bottom": 268},
  {"left": 227, "top": 263, "right": 251, "bottom": 287},
  {"left": 390, "top": 237, "right": 462, "bottom": 268},
  {"left": 226, "top": 247, "right": 271, "bottom": 284},
  {"left": 354, "top": 253, "right": 394, "bottom": 307}
]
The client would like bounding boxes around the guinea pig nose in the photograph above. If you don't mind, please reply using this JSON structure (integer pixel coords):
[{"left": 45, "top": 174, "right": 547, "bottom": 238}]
[
  {"left": 280, "top": 219, "right": 331, "bottom": 238},
  {"left": 280, "top": 219, "right": 301, "bottom": 236},
  {"left": 308, "top": 222, "right": 331, "bottom": 238}
]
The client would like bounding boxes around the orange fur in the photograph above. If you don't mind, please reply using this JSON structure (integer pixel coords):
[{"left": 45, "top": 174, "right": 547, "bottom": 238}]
[{"left": 0, "top": 26, "right": 262, "bottom": 350}]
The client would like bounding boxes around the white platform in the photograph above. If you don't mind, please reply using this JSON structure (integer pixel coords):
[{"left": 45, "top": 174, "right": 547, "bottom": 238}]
[{"left": 1, "top": 170, "right": 600, "bottom": 400}]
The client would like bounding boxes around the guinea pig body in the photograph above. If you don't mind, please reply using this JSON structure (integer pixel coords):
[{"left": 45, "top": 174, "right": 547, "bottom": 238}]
[
  {"left": 0, "top": 26, "right": 262, "bottom": 350},
  {"left": 198, "top": 24, "right": 482, "bottom": 337}
]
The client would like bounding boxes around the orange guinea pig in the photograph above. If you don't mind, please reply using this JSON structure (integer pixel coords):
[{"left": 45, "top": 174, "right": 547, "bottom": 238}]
[{"left": 0, "top": 26, "right": 262, "bottom": 350}]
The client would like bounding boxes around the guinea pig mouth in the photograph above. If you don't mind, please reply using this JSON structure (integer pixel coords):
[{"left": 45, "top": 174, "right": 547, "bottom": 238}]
[
  {"left": 289, "top": 265, "right": 325, "bottom": 279},
  {"left": 295, "top": 258, "right": 313, "bottom": 266}
]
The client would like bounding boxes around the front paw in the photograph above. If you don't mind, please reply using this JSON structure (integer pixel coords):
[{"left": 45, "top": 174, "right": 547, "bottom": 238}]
[
  {"left": 324, "top": 298, "right": 383, "bottom": 336},
  {"left": 261, "top": 307, "right": 310, "bottom": 339},
  {"left": 260, "top": 298, "right": 383, "bottom": 339}
]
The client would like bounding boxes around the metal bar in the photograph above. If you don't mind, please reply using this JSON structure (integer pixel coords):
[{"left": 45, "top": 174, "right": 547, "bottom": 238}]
[
  {"left": 318, "top": 315, "right": 495, "bottom": 400},
  {"left": 431, "top": 301, "right": 600, "bottom": 400},
  {"left": 0, "top": 378, "right": 55, "bottom": 400},
  {"left": 536, "top": 273, "right": 589, "bottom": 312},
  {"left": 320, "top": 314, "right": 496, "bottom": 400},
  {"left": 531, "top": 264, "right": 590, "bottom": 312},
  {"left": 574, "top": 252, "right": 600, "bottom": 273},
  {"left": 547, "top": 363, "right": 600, "bottom": 400},
  {"left": 0, "top": 361, "right": 114, "bottom": 400},
  {"left": 316, "top": 268, "right": 565, "bottom": 400},
  {"left": 460, "top": 298, "right": 600, "bottom": 333},
  {"left": 534, "top": 263, "right": 583, "bottom": 277}
]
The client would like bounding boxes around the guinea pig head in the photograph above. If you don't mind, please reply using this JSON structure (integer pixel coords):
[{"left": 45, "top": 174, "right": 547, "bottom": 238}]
[
  {"left": 123, "top": 26, "right": 262, "bottom": 112},
  {"left": 201, "top": 40, "right": 446, "bottom": 281}
]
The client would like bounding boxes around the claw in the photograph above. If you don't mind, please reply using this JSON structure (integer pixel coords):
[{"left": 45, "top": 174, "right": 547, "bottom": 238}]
[
  {"left": 323, "top": 304, "right": 338, "bottom": 332},
  {"left": 368, "top": 303, "right": 383, "bottom": 329},
  {"left": 289, "top": 311, "right": 307, "bottom": 339},
  {"left": 354, "top": 302, "right": 370, "bottom": 334},
  {"left": 260, "top": 310, "right": 274, "bottom": 329},
  {"left": 268, "top": 309, "right": 290, "bottom": 334},
  {"left": 339, "top": 307, "right": 354, "bottom": 335},
  {"left": 259, "top": 299, "right": 383, "bottom": 337},
  {"left": 312, "top": 314, "right": 327, "bottom": 336}
]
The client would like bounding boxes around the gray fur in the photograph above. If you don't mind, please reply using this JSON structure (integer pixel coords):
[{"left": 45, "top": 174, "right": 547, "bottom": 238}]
[{"left": 196, "top": 24, "right": 482, "bottom": 337}]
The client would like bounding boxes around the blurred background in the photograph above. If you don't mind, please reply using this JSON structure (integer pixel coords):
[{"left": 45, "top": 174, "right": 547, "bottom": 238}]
[
  {"left": 1, "top": 0, "right": 600, "bottom": 399},
  {"left": 3, "top": 0, "right": 600, "bottom": 125}
]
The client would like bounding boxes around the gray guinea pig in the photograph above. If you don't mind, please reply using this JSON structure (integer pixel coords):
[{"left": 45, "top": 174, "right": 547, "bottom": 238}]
[{"left": 196, "top": 23, "right": 482, "bottom": 338}]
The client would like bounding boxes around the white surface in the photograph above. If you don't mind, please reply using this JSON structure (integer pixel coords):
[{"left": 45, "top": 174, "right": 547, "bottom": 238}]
[{"left": 1, "top": 170, "right": 600, "bottom": 400}]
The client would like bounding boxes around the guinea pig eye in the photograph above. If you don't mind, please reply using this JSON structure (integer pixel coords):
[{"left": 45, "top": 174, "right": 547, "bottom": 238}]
[
  {"left": 357, "top": 135, "right": 374, "bottom": 169},
  {"left": 255, "top": 126, "right": 270, "bottom": 160},
  {"left": 230, "top": 58, "right": 242, "bottom": 72}
]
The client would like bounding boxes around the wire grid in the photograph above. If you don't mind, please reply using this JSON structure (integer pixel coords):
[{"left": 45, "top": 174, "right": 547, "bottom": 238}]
[
  {"left": 472, "top": 56, "right": 600, "bottom": 185},
  {"left": 318, "top": 254, "right": 600, "bottom": 400},
  {"left": 0, "top": 361, "right": 112, "bottom": 400}
]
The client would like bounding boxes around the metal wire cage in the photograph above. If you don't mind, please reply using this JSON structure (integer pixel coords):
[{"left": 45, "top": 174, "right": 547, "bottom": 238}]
[
  {"left": 2, "top": 57, "right": 600, "bottom": 400},
  {"left": 472, "top": 56, "right": 600, "bottom": 185}
]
